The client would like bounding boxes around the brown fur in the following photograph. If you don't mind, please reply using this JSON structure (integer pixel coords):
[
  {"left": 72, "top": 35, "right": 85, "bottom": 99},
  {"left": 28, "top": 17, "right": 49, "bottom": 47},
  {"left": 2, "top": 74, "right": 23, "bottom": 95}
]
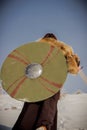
[{"left": 39, "top": 37, "right": 80, "bottom": 74}]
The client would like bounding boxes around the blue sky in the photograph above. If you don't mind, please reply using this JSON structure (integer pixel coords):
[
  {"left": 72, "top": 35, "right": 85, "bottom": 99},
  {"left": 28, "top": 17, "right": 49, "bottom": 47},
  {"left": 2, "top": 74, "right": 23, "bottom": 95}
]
[{"left": 0, "top": 0, "right": 87, "bottom": 93}]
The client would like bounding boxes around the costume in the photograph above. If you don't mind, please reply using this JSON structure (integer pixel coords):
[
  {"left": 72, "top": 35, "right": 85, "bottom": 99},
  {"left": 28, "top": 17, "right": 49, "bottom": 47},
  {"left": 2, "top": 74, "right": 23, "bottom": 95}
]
[
  {"left": 12, "top": 91, "right": 60, "bottom": 130},
  {"left": 11, "top": 33, "right": 80, "bottom": 130}
]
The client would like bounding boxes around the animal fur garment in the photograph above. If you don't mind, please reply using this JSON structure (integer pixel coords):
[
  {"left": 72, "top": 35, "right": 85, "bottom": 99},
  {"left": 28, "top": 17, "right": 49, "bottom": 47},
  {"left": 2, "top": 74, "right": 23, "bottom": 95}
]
[
  {"left": 12, "top": 33, "right": 80, "bottom": 130},
  {"left": 39, "top": 33, "right": 80, "bottom": 74}
]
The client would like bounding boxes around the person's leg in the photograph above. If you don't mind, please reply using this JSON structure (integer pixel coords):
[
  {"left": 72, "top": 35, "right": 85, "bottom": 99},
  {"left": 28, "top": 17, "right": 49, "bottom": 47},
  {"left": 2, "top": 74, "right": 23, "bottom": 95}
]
[
  {"left": 51, "top": 111, "right": 57, "bottom": 130},
  {"left": 12, "top": 102, "right": 42, "bottom": 130},
  {"left": 12, "top": 102, "right": 28, "bottom": 130},
  {"left": 12, "top": 91, "right": 60, "bottom": 130},
  {"left": 36, "top": 91, "right": 60, "bottom": 130}
]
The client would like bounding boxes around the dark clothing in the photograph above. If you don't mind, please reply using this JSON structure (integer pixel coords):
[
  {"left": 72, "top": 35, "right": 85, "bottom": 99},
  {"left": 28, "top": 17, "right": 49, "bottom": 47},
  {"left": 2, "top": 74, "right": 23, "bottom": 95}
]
[{"left": 12, "top": 91, "right": 60, "bottom": 130}]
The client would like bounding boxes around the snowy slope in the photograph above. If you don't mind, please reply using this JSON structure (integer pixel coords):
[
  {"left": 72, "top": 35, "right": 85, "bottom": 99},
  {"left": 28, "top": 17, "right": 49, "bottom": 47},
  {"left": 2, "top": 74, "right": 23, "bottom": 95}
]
[
  {"left": 57, "top": 94, "right": 87, "bottom": 130},
  {"left": 0, "top": 93, "right": 87, "bottom": 130},
  {"left": 0, "top": 94, "right": 24, "bottom": 127}
]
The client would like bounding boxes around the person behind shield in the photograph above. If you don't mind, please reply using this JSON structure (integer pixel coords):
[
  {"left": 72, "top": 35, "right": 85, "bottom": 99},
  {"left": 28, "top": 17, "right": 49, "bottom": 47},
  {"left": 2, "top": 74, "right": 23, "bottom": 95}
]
[{"left": 12, "top": 33, "right": 80, "bottom": 130}]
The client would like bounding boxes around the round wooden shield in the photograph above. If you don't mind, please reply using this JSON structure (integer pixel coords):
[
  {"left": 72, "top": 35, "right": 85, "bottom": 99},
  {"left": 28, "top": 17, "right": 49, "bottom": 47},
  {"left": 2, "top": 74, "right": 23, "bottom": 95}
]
[{"left": 0, "top": 42, "right": 67, "bottom": 102}]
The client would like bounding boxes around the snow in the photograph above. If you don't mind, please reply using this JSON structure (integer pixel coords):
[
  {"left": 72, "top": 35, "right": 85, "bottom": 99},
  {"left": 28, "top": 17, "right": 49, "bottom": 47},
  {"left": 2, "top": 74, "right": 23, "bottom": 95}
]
[
  {"left": 0, "top": 90, "right": 87, "bottom": 130},
  {"left": 57, "top": 94, "right": 87, "bottom": 130},
  {"left": 0, "top": 94, "right": 24, "bottom": 127}
]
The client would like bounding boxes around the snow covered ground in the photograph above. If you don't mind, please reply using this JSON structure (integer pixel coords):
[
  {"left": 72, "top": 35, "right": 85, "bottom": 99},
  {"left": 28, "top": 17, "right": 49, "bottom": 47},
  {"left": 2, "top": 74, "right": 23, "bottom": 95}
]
[
  {"left": 0, "top": 85, "right": 87, "bottom": 130},
  {"left": 57, "top": 93, "right": 87, "bottom": 130}
]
